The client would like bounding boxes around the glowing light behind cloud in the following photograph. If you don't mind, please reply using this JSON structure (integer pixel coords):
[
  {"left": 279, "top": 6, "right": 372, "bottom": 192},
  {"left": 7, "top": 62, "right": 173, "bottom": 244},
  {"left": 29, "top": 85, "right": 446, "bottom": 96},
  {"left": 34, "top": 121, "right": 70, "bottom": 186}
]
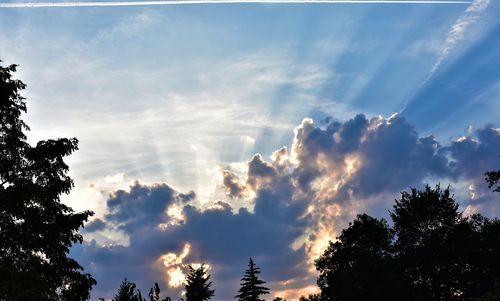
[
  {"left": 160, "top": 243, "right": 212, "bottom": 288},
  {"left": 161, "top": 243, "right": 191, "bottom": 287},
  {"left": 273, "top": 285, "right": 320, "bottom": 300}
]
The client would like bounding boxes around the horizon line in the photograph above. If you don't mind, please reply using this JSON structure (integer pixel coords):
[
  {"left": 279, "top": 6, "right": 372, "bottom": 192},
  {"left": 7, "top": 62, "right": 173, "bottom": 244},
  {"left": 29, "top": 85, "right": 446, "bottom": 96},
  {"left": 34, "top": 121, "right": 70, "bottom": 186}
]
[{"left": 0, "top": 0, "right": 472, "bottom": 8}]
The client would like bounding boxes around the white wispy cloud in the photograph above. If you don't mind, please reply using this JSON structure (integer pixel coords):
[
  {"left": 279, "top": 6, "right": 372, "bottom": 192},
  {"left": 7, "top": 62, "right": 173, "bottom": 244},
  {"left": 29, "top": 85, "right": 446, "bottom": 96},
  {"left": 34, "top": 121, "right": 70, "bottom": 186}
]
[
  {"left": 0, "top": 0, "right": 471, "bottom": 8},
  {"left": 425, "top": 0, "right": 490, "bottom": 82}
]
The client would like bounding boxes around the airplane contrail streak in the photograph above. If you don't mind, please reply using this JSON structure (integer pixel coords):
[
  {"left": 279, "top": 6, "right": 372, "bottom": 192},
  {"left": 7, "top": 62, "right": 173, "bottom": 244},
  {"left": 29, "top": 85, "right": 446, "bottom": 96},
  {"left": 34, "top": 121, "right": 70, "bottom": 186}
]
[{"left": 0, "top": 0, "right": 472, "bottom": 8}]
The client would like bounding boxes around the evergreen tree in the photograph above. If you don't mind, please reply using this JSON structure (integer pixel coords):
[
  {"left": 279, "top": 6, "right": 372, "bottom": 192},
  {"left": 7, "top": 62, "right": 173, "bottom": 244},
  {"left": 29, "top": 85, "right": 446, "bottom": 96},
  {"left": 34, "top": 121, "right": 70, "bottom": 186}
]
[
  {"left": 0, "top": 61, "right": 96, "bottom": 300},
  {"left": 185, "top": 264, "right": 215, "bottom": 301},
  {"left": 235, "top": 258, "right": 270, "bottom": 301},
  {"left": 113, "top": 278, "right": 144, "bottom": 301}
]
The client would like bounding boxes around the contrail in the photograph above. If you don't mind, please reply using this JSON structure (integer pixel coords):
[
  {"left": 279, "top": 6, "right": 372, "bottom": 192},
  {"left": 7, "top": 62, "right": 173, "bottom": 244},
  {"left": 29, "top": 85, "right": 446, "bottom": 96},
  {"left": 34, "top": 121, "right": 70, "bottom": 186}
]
[
  {"left": 0, "top": 0, "right": 472, "bottom": 8},
  {"left": 423, "top": 0, "right": 490, "bottom": 83}
]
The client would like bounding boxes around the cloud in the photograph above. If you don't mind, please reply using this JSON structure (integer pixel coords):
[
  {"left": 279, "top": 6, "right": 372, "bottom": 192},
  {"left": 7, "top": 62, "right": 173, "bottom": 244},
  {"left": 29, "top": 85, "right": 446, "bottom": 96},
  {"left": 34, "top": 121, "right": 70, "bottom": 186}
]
[
  {"left": 76, "top": 114, "right": 499, "bottom": 300},
  {"left": 83, "top": 218, "right": 107, "bottom": 233},
  {"left": 291, "top": 114, "right": 450, "bottom": 198},
  {"left": 425, "top": 0, "right": 491, "bottom": 82},
  {"left": 76, "top": 179, "right": 310, "bottom": 300},
  {"left": 443, "top": 126, "right": 500, "bottom": 179},
  {"left": 222, "top": 170, "right": 246, "bottom": 198}
]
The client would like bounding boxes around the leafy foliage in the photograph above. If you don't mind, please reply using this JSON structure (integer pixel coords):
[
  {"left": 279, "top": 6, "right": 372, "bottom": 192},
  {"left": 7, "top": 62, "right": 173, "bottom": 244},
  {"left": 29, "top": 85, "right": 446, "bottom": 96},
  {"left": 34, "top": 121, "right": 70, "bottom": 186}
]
[
  {"left": 298, "top": 295, "right": 322, "bottom": 301},
  {"left": 0, "top": 61, "right": 96, "bottom": 300},
  {"left": 113, "top": 278, "right": 144, "bottom": 301},
  {"left": 315, "top": 184, "right": 500, "bottom": 301},
  {"left": 235, "top": 258, "right": 270, "bottom": 301},
  {"left": 315, "top": 214, "right": 406, "bottom": 300},
  {"left": 185, "top": 264, "right": 215, "bottom": 301},
  {"left": 485, "top": 161, "right": 500, "bottom": 194},
  {"left": 148, "top": 283, "right": 161, "bottom": 301}
]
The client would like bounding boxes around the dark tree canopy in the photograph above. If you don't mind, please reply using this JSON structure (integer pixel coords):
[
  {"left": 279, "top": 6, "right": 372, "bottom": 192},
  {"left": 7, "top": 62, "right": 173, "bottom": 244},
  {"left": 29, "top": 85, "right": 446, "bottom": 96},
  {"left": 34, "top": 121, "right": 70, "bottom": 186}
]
[
  {"left": 298, "top": 295, "right": 322, "bottom": 301},
  {"left": 315, "top": 184, "right": 500, "bottom": 301},
  {"left": 113, "top": 278, "right": 144, "bottom": 301},
  {"left": 485, "top": 160, "right": 500, "bottom": 194},
  {"left": 185, "top": 264, "right": 215, "bottom": 301},
  {"left": 148, "top": 282, "right": 161, "bottom": 301},
  {"left": 235, "top": 258, "right": 270, "bottom": 301},
  {"left": 0, "top": 61, "right": 96, "bottom": 300},
  {"left": 315, "top": 214, "right": 406, "bottom": 301}
]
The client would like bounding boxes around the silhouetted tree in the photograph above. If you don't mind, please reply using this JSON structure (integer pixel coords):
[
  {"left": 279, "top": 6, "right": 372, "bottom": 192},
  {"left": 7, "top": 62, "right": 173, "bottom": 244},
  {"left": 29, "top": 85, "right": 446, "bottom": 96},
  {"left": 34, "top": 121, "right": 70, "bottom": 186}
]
[
  {"left": 235, "top": 258, "right": 270, "bottom": 301},
  {"left": 391, "top": 185, "right": 463, "bottom": 299},
  {"left": 298, "top": 295, "right": 321, "bottom": 301},
  {"left": 149, "top": 283, "right": 161, "bottom": 301},
  {"left": 315, "top": 184, "right": 500, "bottom": 301},
  {"left": 485, "top": 159, "right": 500, "bottom": 194},
  {"left": 0, "top": 61, "right": 96, "bottom": 300},
  {"left": 392, "top": 185, "right": 500, "bottom": 299},
  {"left": 146, "top": 282, "right": 172, "bottom": 301},
  {"left": 315, "top": 214, "right": 406, "bottom": 301},
  {"left": 113, "top": 278, "right": 145, "bottom": 301},
  {"left": 185, "top": 264, "right": 215, "bottom": 301}
]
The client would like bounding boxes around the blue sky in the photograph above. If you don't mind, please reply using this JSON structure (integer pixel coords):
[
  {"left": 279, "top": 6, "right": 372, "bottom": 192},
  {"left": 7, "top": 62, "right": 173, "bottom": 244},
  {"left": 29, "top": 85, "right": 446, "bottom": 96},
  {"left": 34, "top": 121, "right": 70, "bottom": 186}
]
[{"left": 1, "top": 0, "right": 499, "bottom": 300}]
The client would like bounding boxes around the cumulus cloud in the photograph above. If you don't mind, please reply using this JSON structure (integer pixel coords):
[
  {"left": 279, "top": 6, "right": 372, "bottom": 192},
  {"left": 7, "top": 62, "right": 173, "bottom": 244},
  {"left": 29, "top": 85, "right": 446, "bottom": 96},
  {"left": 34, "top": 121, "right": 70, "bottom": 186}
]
[
  {"left": 76, "top": 114, "right": 499, "bottom": 300},
  {"left": 83, "top": 218, "right": 107, "bottom": 233},
  {"left": 222, "top": 170, "right": 246, "bottom": 198}
]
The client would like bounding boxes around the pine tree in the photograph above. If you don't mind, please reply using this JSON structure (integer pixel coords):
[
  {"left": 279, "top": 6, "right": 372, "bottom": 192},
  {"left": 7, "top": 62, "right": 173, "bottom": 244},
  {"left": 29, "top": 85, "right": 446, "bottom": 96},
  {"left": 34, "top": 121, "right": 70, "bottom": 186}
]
[
  {"left": 185, "top": 264, "right": 215, "bottom": 301},
  {"left": 235, "top": 258, "right": 270, "bottom": 301},
  {"left": 0, "top": 61, "right": 96, "bottom": 300}
]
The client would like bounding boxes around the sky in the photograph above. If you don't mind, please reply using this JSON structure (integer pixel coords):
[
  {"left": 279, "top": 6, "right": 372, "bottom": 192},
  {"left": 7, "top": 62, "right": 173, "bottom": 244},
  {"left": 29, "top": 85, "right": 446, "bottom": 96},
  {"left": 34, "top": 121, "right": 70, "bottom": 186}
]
[{"left": 0, "top": 0, "right": 499, "bottom": 300}]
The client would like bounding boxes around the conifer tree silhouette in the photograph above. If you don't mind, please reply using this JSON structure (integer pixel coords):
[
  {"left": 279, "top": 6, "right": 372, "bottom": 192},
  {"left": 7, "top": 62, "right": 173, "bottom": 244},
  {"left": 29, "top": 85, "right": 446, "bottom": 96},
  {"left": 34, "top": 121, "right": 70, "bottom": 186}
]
[
  {"left": 185, "top": 264, "right": 215, "bottom": 301},
  {"left": 235, "top": 258, "right": 270, "bottom": 301}
]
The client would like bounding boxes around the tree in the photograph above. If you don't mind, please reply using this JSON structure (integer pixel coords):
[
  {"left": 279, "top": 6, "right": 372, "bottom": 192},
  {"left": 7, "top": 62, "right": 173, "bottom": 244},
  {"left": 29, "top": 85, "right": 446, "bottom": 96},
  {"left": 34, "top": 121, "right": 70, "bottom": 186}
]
[
  {"left": 391, "top": 185, "right": 463, "bottom": 300},
  {"left": 315, "top": 184, "right": 500, "bottom": 301},
  {"left": 298, "top": 295, "right": 322, "bottom": 301},
  {"left": 485, "top": 158, "right": 500, "bottom": 194},
  {"left": 113, "top": 278, "right": 144, "bottom": 301},
  {"left": 185, "top": 264, "right": 215, "bottom": 301},
  {"left": 235, "top": 258, "right": 270, "bottom": 301},
  {"left": 147, "top": 282, "right": 172, "bottom": 301},
  {"left": 149, "top": 283, "right": 161, "bottom": 301},
  {"left": 315, "top": 214, "right": 406, "bottom": 301},
  {"left": 0, "top": 61, "right": 96, "bottom": 299}
]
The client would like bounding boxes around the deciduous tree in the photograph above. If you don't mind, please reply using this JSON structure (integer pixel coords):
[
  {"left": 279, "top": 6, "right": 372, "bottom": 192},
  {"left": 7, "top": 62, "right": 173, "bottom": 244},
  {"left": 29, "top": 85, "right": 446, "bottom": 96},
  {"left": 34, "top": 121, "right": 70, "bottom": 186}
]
[
  {"left": 113, "top": 278, "right": 144, "bottom": 301},
  {"left": 0, "top": 61, "right": 95, "bottom": 300}
]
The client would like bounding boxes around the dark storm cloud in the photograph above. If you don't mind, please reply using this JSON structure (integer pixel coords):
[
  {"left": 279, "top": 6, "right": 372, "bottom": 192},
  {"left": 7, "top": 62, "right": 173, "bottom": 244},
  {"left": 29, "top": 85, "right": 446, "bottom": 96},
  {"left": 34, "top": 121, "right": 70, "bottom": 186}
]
[
  {"left": 82, "top": 218, "right": 107, "bottom": 233},
  {"left": 352, "top": 114, "right": 449, "bottom": 196},
  {"left": 78, "top": 177, "right": 310, "bottom": 300},
  {"left": 76, "top": 114, "right": 499, "bottom": 300},
  {"left": 443, "top": 126, "right": 500, "bottom": 180},
  {"left": 105, "top": 181, "right": 180, "bottom": 232},
  {"left": 222, "top": 170, "right": 246, "bottom": 198},
  {"left": 247, "top": 154, "right": 277, "bottom": 190},
  {"left": 292, "top": 114, "right": 452, "bottom": 198}
]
